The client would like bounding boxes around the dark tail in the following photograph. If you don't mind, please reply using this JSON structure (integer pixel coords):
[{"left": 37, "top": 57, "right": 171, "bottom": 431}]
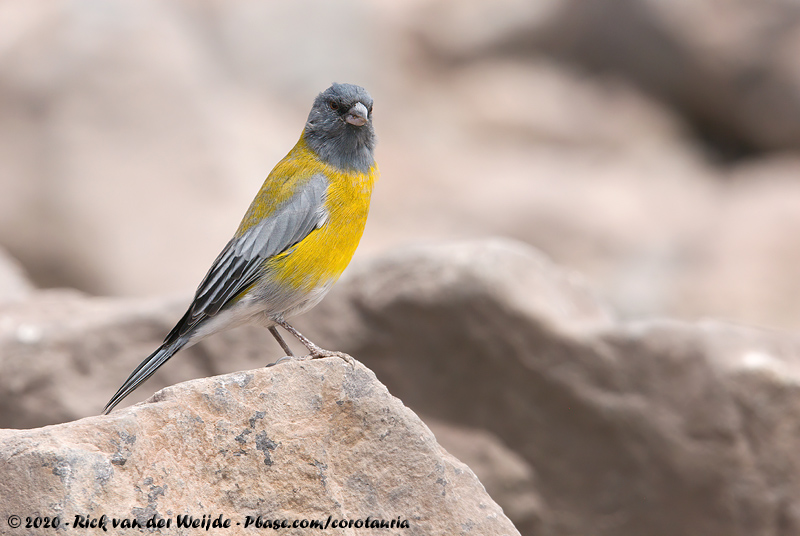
[{"left": 102, "top": 338, "right": 188, "bottom": 415}]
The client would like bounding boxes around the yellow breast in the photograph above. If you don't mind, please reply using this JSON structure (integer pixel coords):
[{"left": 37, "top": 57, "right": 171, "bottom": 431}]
[{"left": 237, "top": 135, "right": 378, "bottom": 293}]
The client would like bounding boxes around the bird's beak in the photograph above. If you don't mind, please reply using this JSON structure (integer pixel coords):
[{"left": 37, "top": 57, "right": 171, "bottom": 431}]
[{"left": 345, "top": 102, "right": 369, "bottom": 126}]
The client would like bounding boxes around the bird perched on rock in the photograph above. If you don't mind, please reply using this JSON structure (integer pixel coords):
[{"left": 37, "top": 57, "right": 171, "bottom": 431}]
[{"left": 103, "top": 83, "right": 377, "bottom": 414}]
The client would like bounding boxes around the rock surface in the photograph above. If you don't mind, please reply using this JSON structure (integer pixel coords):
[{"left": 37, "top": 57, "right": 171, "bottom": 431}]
[
  {"left": 300, "top": 240, "right": 800, "bottom": 536},
  {"left": 0, "top": 359, "right": 520, "bottom": 536},
  {"left": 0, "top": 240, "right": 608, "bottom": 429},
  {"left": 5, "top": 239, "right": 800, "bottom": 535},
  {"left": 427, "top": 419, "right": 549, "bottom": 536}
]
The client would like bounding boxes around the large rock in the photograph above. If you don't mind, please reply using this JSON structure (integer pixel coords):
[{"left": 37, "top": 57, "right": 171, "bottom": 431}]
[
  {"left": 413, "top": 0, "right": 800, "bottom": 154},
  {"left": 6, "top": 236, "right": 800, "bottom": 535},
  {"left": 296, "top": 240, "right": 800, "bottom": 536},
  {"left": 0, "top": 240, "right": 609, "bottom": 429},
  {"left": 7, "top": 238, "right": 800, "bottom": 535},
  {"left": 428, "top": 419, "right": 550, "bottom": 536},
  {"left": 0, "top": 289, "right": 286, "bottom": 429},
  {"left": 0, "top": 359, "right": 520, "bottom": 535}
]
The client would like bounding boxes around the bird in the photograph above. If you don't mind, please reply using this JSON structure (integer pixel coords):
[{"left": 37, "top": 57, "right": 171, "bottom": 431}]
[{"left": 103, "top": 83, "right": 377, "bottom": 414}]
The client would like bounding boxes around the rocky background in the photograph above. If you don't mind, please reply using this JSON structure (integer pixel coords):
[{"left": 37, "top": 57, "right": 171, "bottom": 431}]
[
  {"left": 3, "top": 1, "right": 800, "bottom": 535},
  {"left": 2, "top": 0, "right": 800, "bottom": 330}
]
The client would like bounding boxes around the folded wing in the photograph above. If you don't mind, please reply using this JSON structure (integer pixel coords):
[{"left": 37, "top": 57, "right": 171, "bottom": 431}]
[{"left": 166, "top": 173, "right": 329, "bottom": 343}]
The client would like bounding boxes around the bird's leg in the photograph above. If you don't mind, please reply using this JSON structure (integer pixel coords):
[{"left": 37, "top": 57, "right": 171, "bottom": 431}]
[
  {"left": 266, "top": 326, "right": 297, "bottom": 367},
  {"left": 268, "top": 326, "right": 294, "bottom": 356},
  {"left": 274, "top": 319, "right": 354, "bottom": 366}
]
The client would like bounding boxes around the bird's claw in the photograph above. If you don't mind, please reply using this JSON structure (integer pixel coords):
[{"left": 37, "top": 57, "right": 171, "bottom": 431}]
[
  {"left": 307, "top": 349, "right": 355, "bottom": 366},
  {"left": 267, "top": 350, "right": 354, "bottom": 367},
  {"left": 266, "top": 355, "right": 296, "bottom": 367}
]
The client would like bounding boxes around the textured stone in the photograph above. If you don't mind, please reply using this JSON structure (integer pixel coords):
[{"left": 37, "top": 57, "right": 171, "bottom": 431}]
[
  {"left": 4, "top": 239, "right": 800, "bottom": 535},
  {"left": 298, "top": 240, "right": 800, "bottom": 536},
  {"left": 428, "top": 419, "right": 550, "bottom": 536},
  {"left": 0, "top": 359, "right": 520, "bottom": 535}
]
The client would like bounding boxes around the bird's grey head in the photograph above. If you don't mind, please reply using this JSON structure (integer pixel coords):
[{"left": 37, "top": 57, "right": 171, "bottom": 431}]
[{"left": 304, "top": 83, "right": 376, "bottom": 173}]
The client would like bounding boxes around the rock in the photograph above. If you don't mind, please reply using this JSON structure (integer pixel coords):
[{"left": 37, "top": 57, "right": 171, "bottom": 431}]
[
  {"left": 0, "top": 290, "right": 183, "bottom": 429},
  {"left": 3, "top": 2, "right": 800, "bottom": 333},
  {"left": 371, "top": 75, "right": 800, "bottom": 330},
  {"left": 4, "top": 238, "right": 800, "bottom": 535},
  {"left": 0, "top": 247, "right": 33, "bottom": 303},
  {"left": 296, "top": 240, "right": 800, "bottom": 536},
  {"left": 413, "top": 0, "right": 800, "bottom": 154},
  {"left": 0, "top": 289, "right": 283, "bottom": 429},
  {"left": 669, "top": 156, "right": 800, "bottom": 328},
  {"left": 303, "top": 238, "right": 614, "bottom": 339},
  {"left": 0, "top": 239, "right": 610, "bottom": 429},
  {"left": 428, "top": 419, "right": 550, "bottom": 536},
  {"left": 422, "top": 58, "right": 688, "bottom": 152},
  {"left": 0, "top": 1, "right": 302, "bottom": 296},
  {"left": 0, "top": 360, "right": 520, "bottom": 536}
]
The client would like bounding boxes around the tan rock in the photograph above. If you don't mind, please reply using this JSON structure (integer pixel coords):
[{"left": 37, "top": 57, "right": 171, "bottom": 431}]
[
  {"left": 0, "top": 240, "right": 610, "bottom": 429},
  {"left": 413, "top": 0, "right": 800, "bottom": 153},
  {"left": 428, "top": 419, "right": 550, "bottom": 536},
  {"left": 0, "top": 1, "right": 299, "bottom": 296},
  {"left": 0, "top": 360, "right": 520, "bottom": 535},
  {"left": 4, "top": 238, "right": 800, "bottom": 535},
  {"left": 683, "top": 157, "right": 800, "bottom": 328},
  {"left": 0, "top": 290, "right": 281, "bottom": 429},
  {"left": 298, "top": 240, "right": 800, "bottom": 536}
]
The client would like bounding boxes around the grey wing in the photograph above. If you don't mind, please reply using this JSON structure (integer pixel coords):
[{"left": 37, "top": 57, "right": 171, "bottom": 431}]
[{"left": 165, "top": 173, "right": 329, "bottom": 343}]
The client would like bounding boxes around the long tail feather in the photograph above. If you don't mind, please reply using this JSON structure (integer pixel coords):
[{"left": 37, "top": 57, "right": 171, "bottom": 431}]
[{"left": 103, "top": 339, "right": 188, "bottom": 415}]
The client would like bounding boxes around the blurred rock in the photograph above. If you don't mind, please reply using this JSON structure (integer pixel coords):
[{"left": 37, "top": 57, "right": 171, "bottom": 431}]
[
  {"left": 2, "top": 1, "right": 800, "bottom": 332},
  {"left": 413, "top": 0, "right": 800, "bottom": 155},
  {"left": 3, "top": 239, "right": 800, "bottom": 535},
  {"left": 433, "top": 58, "right": 689, "bottom": 151},
  {"left": 676, "top": 156, "right": 800, "bottom": 328},
  {"left": 0, "top": 290, "right": 182, "bottom": 428},
  {"left": 299, "top": 240, "right": 800, "bottom": 536},
  {"left": 0, "top": 0, "right": 302, "bottom": 296},
  {"left": 400, "top": 0, "right": 800, "bottom": 331},
  {"left": 0, "top": 289, "right": 288, "bottom": 429},
  {"left": 428, "top": 419, "right": 550, "bottom": 536},
  {"left": 0, "top": 239, "right": 608, "bottom": 428},
  {"left": 0, "top": 247, "right": 33, "bottom": 303},
  {"left": 0, "top": 360, "right": 520, "bottom": 536},
  {"left": 375, "top": 66, "right": 800, "bottom": 329}
]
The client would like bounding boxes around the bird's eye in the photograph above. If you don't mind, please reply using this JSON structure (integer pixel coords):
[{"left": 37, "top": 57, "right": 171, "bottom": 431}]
[
  {"left": 329, "top": 102, "right": 339, "bottom": 111},
  {"left": 368, "top": 104, "right": 373, "bottom": 114}
]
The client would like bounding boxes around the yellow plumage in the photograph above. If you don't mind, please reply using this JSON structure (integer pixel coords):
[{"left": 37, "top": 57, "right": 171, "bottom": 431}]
[
  {"left": 239, "top": 136, "right": 378, "bottom": 292},
  {"left": 104, "top": 83, "right": 377, "bottom": 414}
]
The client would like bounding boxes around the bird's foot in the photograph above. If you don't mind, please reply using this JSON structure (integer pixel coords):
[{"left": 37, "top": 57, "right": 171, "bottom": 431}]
[
  {"left": 268, "top": 319, "right": 354, "bottom": 366},
  {"left": 305, "top": 347, "right": 355, "bottom": 366},
  {"left": 266, "top": 355, "right": 296, "bottom": 367},
  {"left": 267, "top": 348, "right": 354, "bottom": 367}
]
